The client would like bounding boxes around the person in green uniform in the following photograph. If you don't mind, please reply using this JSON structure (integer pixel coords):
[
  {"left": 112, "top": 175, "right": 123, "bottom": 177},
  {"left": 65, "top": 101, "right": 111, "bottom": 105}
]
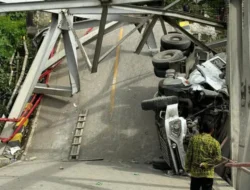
[{"left": 185, "top": 121, "right": 222, "bottom": 190}]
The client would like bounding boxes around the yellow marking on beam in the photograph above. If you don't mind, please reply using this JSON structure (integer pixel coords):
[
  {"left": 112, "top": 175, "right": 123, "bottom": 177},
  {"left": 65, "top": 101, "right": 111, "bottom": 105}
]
[{"left": 110, "top": 28, "right": 124, "bottom": 115}]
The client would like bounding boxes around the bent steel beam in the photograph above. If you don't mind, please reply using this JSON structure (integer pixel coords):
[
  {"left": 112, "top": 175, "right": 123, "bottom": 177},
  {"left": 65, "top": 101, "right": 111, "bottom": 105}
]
[
  {"left": 113, "top": 5, "right": 226, "bottom": 28},
  {"left": 34, "top": 84, "right": 72, "bottom": 97},
  {"left": 1, "top": 14, "right": 61, "bottom": 138}
]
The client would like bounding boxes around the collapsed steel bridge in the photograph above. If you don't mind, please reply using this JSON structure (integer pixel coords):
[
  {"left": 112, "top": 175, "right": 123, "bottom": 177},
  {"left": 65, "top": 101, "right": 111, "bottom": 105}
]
[{"left": 0, "top": 0, "right": 249, "bottom": 189}]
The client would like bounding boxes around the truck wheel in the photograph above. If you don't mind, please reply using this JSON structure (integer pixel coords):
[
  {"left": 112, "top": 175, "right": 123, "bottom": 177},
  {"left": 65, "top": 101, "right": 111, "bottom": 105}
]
[
  {"left": 152, "top": 50, "right": 185, "bottom": 69},
  {"left": 161, "top": 46, "right": 190, "bottom": 57},
  {"left": 141, "top": 96, "right": 178, "bottom": 111},
  {"left": 154, "top": 67, "right": 168, "bottom": 78},
  {"left": 161, "top": 33, "right": 191, "bottom": 50},
  {"left": 160, "top": 46, "right": 165, "bottom": 52}
]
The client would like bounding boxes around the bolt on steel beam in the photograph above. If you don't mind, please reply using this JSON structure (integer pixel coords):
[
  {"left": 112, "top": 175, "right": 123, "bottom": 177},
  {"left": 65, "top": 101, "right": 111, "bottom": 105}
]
[{"left": 91, "top": 5, "right": 108, "bottom": 73}]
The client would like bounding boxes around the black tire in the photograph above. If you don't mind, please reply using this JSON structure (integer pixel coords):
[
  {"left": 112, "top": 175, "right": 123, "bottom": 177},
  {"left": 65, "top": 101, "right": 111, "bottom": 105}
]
[
  {"left": 161, "top": 33, "right": 191, "bottom": 50},
  {"left": 141, "top": 96, "right": 178, "bottom": 111},
  {"left": 183, "top": 48, "right": 191, "bottom": 57},
  {"left": 152, "top": 50, "right": 185, "bottom": 69},
  {"left": 161, "top": 46, "right": 190, "bottom": 57},
  {"left": 154, "top": 67, "right": 168, "bottom": 78},
  {"left": 160, "top": 46, "right": 165, "bottom": 52}
]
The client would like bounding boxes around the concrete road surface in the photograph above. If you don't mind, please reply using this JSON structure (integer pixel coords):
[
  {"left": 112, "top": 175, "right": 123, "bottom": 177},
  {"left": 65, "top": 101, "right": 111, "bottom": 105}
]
[
  {"left": 25, "top": 23, "right": 167, "bottom": 162},
  {"left": 0, "top": 160, "right": 190, "bottom": 190}
]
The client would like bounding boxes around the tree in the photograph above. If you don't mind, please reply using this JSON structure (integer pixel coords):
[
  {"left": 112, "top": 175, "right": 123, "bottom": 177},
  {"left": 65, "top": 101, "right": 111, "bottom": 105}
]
[
  {"left": 0, "top": 13, "right": 26, "bottom": 116},
  {"left": 0, "top": 14, "right": 26, "bottom": 64}
]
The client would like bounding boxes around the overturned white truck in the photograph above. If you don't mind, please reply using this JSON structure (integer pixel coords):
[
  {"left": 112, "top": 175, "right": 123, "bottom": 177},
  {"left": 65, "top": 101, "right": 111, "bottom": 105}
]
[{"left": 141, "top": 33, "right": 228, "bottom": 175}]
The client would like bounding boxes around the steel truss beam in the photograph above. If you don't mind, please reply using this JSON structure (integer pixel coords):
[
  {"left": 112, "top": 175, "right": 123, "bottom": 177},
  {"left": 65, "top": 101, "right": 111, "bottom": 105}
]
[
  {"left": 73, "top": 19, "right": 104, "bottom": 30},
  {"left": 92, "top": 5, "right": 108, "bottom": 73},
  {"left": 61, "top": 15, "right": 81, "bottom": 94},
  {"left": 2, "top": 14, "right": 61, "bottom": 138},
  {"left": 99, "top": 16, "right": 151, "bottom": 62},
  {"left": 69, "top": 7, "right": 143, "bottom": 15},
  {"left": 135, "top": 15, "right": 158, "bottom": 54},
  {"left": 70, "top": 7, "right": 225, "bottom": 29},
  {"left": 71, "top": 28, "right": 92, "bottom": 71},
  {"left": 75, "top": 14, "right": 147, "bottom": 23},
  {"left": 159, "top": 16, "right": 167, "bottom": 35},
  {"left": 0, "top": 0, "right": 157, "bottom": 13},
  {"left": 34, "top": 84, "right": 72, "bottom": 97},
  {"left": 163, "top": 0, "right": 180, "bottom": 10},
  {"left": 45, "top": 22, "right": 123, "bottom": 71},
  {"left": 112, "top": 5, "right": 226, "bottom": 29}
]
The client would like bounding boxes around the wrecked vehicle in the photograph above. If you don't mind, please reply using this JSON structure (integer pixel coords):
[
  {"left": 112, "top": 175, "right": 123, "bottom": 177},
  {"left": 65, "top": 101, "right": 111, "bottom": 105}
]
[{"left": 141, "top": 34, "right": 229, "bottom": 175}]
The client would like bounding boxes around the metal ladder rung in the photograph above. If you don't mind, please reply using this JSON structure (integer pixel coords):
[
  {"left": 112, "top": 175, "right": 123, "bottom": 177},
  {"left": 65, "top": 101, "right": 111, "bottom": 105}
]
[
  {"left": 78, "top": 118, "right": 86, "bottom": 122},
  {"left": 74, "top": 129, "right": 83, "bottom": 136},
  {"left": 76, "top": 123, "right": 85, "bottom": 129},
  {"left": 79, "top": 113, "right": 87, "bottom": 117},
  {"left": 73, "top": 137, "right": 82, "bottom": 143},
  {"left": 70, "top": 145, "right": 80, "bottom": 156}
]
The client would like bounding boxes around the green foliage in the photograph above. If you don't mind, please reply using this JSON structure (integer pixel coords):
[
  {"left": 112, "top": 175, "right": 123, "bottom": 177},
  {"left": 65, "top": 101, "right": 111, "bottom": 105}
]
[
  {"left": 0, "top": 15, "right": 26, "bottom": 63},
  {"left": 165, "top": 0, "right": 225, "bottom": 18},
  {"left": 7, "top": 12, "right": 26, "bottom": 21},
  {"left": 0, "top": 68, "right": 11, "bottom": 115},
  {"left": 0, "top": 14, "right": 26, "bottom": 116}
]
